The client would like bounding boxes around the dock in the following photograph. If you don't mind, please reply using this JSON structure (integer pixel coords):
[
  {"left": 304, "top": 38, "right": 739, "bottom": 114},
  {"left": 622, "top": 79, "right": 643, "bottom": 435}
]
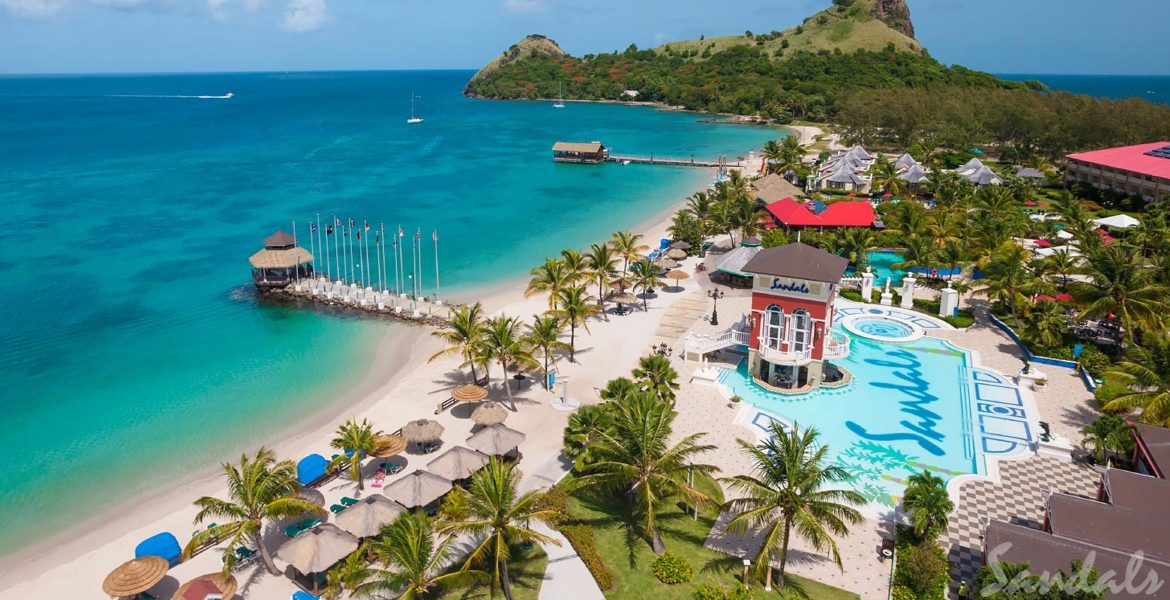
[
  {"left": 272, "top": 278, "right": 453, "bottom": 325},
  {"left": 607, "top": 154, "right": 744, "bottom": 168}
]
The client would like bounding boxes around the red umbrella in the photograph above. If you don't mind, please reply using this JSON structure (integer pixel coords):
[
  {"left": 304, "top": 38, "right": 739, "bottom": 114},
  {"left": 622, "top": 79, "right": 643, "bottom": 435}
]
[
  {"left": 1038, "top": 202, "right": 1049, "bottom": 207},
  {"left": 1034, "top": 239, "right": 1051, "bottom": 248},
  {"left": 1025, "top": 200, "right": 1037, "bottom": 206}
]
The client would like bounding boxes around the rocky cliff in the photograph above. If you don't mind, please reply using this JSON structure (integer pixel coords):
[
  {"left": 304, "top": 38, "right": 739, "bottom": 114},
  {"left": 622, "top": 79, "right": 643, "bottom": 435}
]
[
  {"left": 871, "top": 0, "right": 915, "bottom": 39},
  {"left": 464, "top": 34, "right": 565, "bottom": 94}
]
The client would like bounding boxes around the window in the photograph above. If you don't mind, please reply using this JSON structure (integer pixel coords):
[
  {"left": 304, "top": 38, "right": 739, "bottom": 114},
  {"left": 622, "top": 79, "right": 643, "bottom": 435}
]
[
  {"left": 791, "top": 310, "right": 811, "bottom": 353},
  {"left": 764, "top": 305, "right": 784, "bottom": 349}
]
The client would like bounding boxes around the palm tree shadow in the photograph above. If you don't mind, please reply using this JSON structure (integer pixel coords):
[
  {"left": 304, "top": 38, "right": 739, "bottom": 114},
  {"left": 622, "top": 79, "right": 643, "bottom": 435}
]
[{"left": 570, "top": 489, "right": 645, "bottom": 569}]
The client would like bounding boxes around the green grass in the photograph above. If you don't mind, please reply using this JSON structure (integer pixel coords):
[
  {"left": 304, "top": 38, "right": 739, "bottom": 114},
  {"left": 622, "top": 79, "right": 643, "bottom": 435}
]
[
  {"left": 436, "top": 543, "right": 549, "bottom": 600},
  {"left": 561, "top": 474, "right": 859, "bottom": 600}
]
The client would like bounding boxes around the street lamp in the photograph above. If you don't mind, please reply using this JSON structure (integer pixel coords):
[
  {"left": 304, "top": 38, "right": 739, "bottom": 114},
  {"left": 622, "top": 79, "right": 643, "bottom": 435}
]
[{"left": 708, "top": 288, "right": 725, "bottom": 326}]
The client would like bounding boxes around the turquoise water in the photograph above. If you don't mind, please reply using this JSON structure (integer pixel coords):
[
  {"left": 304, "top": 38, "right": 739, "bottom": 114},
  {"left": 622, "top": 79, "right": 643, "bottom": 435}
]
[
  {"left": 846, "top": 250, "right": 906, "bottom": 286},
  {"left": 997, "top": 73, "right": 1170, "bottom": 103},
  {"left": 720, "top": 332, "right": 978, "bottom": 508},
  {"left": 0, "top": 70, "right": 778, "bottom": 556},
  {"left": 852, "top": 317, "right": 914, "bottom": 339}
]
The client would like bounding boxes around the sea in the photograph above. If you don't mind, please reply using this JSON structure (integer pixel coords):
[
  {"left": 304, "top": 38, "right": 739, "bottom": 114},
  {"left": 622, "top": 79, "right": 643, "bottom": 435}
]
[
  {"left": 0, "top": 70, "right": 777, "bottom": 559},
  {"left": 998, "top": 73, "right": 1170, "bottom": 103}
]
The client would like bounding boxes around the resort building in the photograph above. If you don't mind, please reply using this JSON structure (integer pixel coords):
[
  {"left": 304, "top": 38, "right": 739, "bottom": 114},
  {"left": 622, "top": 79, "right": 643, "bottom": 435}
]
[
  {"left": 1132, "top": 422, "right": 1170, "bottom": 478},
  {"left": 982, "top": 466, "right": 1170, "bottom": 597},
  {"left": 811, "top": 145, "right": 874, "bottom": 193},
  {"left": 751, "top": 173, "right": 803, "bottom": 204},
  {"left": 895, "top": 152, "right": 929, "bottom": 187},
  {"left": 956, "top": 157, "right": 1003, "bottom": 186},
  {"left": 1066, "top": 142, "right": 1170, "bottom": 202},
  {"left": 249, "top": 230, "right": 314, "bottom": 288},
  {"left": 551, "top": 141, "right": 608, "bottom": 164},
  {"left": 763, "top": 197, "right": 877, "bottom": 230},
  {"left": 739, "top": 243, "right": 852, "bottom": 392}
]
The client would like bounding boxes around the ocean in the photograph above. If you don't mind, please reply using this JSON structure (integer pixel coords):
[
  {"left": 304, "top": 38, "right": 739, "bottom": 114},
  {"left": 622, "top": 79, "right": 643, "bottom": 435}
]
[
  {"left": 0, "top": 70, "right": 777, "bottom": 557},
  {"left": 997, "top": 73, "right": 1170, "bottom": 103}
]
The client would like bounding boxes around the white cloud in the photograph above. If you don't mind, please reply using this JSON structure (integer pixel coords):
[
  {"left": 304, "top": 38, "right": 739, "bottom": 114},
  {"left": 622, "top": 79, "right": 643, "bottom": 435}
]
[
  {"left": 207, "top": 0, "right": 263, "bottom": 21},
  {"left": 0, "top": 0, "right": 66, "bottom": 17},
  {"left": 206, "top": 0, "right": 228, "bottom": 20},
  {"left": 502, "top": 0, "right": 543, "bottom": 14},
  {"left": 89, "top": 0, "right": 149, "bottom": 7},
  {"left": 281, "top": 0, "right": 325, "bottom": 32}
]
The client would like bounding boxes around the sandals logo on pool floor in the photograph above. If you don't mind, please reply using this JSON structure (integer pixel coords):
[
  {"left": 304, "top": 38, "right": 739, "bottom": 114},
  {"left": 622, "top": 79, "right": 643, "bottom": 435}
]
[{"left": 844, "top": 348, "right": 947, "bottom": 456}]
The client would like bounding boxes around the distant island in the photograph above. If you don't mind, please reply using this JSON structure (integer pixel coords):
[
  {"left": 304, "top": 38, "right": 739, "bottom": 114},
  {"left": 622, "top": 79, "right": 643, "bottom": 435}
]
[{"left": 467, "top": 0, "right": 1170, "bottom": 160}]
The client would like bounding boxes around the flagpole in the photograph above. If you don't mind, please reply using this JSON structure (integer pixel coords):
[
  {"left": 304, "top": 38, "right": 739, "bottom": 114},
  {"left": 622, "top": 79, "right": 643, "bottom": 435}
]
[
  {"left": 316, "top": 213, "right": 323, "bottom": 280},
  {"left": 292, "top": 220, "right": 299, "bottom": 284},
  {"left": 392, "top": 231, "right": 400, "bottom": 295},
  {"left": 364, "top": 223, "right": 372, "bottom": 289},
  {"left": 333, "top": 216, "right": 342, "bottom": 283},
  {"left": 306, "top": 220, "right": 314, "bottom": 281},
  {"left": 376, "top": 225, "right": 384, "bottom": 293},
  {"left": 433, "top": 229, "right": 440, "bottom": 302},
  {"left": 398, "top": 226, "right": 405, "bottom": 296}
]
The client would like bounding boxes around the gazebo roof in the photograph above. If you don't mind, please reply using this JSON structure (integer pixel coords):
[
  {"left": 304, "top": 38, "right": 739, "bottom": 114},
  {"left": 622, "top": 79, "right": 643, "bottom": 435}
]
[
  {"left": 899, "top": 164, "right": 929, "bottom": 183},
  {"left": 715, "top": 244, "right": 763, "bottom": 278},
  {"left": 249, "top": 246, "right": 314, "bottom": 269},
  {"left": 264, "top": 230, "right": 297, "bottom": 249},
  {"left": 895, "top": 152, "right": 919, "bottom": 169}
]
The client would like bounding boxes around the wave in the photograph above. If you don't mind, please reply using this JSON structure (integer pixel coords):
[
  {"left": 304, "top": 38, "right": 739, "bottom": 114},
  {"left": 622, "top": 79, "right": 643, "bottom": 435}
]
[{"left": 102, "top": 92, "right": 234, "bottom": 100}]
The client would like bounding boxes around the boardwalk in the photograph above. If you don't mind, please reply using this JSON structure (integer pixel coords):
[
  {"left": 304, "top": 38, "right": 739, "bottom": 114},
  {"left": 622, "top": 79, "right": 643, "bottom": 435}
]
[
  {"left": 607, "top": 153, "right": 743, "bottom": 168},
  {"left": 275, "top": 277, "right": 453, "bottom": 324}
]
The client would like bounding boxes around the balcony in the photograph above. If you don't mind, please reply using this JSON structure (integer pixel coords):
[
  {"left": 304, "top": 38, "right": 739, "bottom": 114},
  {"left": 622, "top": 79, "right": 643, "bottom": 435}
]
[
  {"left": 758, "top": 343, "right": 813, "bottom": 366},
  {"left": 823, "top": 333, "right": 851, "bottom": 360}
]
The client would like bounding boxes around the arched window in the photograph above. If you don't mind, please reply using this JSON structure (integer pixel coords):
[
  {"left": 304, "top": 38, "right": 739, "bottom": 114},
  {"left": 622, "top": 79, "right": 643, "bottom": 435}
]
[
  {"left": 791, "top": 309, "right": 811, "bottom": 353},
  {"left": 764, "top": 304, "right": 784, "bottom": 350}
]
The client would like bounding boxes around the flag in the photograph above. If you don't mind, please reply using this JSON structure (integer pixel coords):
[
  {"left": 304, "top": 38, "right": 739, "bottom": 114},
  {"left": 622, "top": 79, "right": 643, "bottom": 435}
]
[
  {"left": 326, "top": 225, "right": 334, "bottom": 235},
  {"left": 398, "top": 226, "right": 404, "bottom": 238},
  {"left": 432, "top": 230, "right": 437, "bottom": 241},
  {"left": 343, "top": 226, "right": 348, "bottom": 236},
  {"left": 349, "top": 218, "right": 356, "bottom": 227},
  {"left": 335, "top": 217, "right": 341, "bottom": 226},
  {"left": 415, "top": 228, "right": 421, "bottom": 240},
  {"left": 375, "top": 232, "right": 380, "bottom": 243},
  {"left": 356, "top": 230, "right": 361, "bottom": 241},
  {"left": 364, "top": 221, "right": 370, "bottom": 231},
  {"left": 310, "top": 223, "right": 317, "bottom": 233}
]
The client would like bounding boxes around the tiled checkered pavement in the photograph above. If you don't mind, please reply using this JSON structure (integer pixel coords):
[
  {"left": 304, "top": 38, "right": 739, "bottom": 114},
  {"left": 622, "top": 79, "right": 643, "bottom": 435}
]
[{"left": 945, "top": 456, "right": 1100, "bottom": 591}]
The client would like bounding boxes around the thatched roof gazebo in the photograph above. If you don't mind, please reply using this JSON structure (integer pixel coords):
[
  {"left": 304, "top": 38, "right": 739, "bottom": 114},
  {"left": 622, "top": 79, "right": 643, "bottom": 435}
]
[
  {"left": 427, "top": 446, "right": 489, "bottom": 481},
  {"left": 276, "top": 524, "right": 359, "bottom": 594},
  {"left": 249, "top": 230, "right": 314, "bottom": 289},
  {"left": 371, "top": 434, "right": 408, "bottom": 459},
  {"left": 466, "top": 424, "right": 527, "bottom": 457},
  {"left": 471, "top": 401, "right": 508, "bottom": 426},
  {"left": 335, "top": 495, "right": 406, "bottom": 538},
  {"left": 102, "top": 555, "right": 168, "bottom": 599},
  {"left": 382, "top": 470, "right": 453, "bottom": 508}
]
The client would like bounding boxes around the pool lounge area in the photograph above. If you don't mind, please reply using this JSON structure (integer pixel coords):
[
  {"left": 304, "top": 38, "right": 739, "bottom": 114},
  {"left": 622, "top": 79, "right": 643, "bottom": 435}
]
[{"left": 721, "top": 303, "right": 1037, "bottom": 511}]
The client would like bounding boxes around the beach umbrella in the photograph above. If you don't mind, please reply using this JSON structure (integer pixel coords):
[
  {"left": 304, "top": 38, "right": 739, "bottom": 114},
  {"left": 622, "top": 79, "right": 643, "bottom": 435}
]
[
  {"left": 666, "top": 248, "right": 687, "bottom": 260},
  {"left": 471, "top": 401, "right": 509, "bottom": 425},
  {"left": 402, "top": 419, "right": 444, "bottom": 443},
  {"left": 102, "top": 555, "right": 168, "bottom": 598},
  {"left": 427, "top": 446, "right": 489, "bottom": 481},
  {"left": 612, "top": 292, "right": 637, "bottom": 305},
  {"left": 371, "top": 434, "right": 407, "bottom": 459},
  {"left": 296, "top": 486, "right": 326, "bottom": 507},
  {"left": 335, "top": 495, "right": 406, "bottom": 538},
  {"left": 466, "top": 424, "right": 527, "bottom": 456},
  {"left": 654, "top": 257, "right": 680, "bottom": 269},
  {"left": 451, "top": 383, "right": 489, "bottom": 403},
  {"left": 670, "top": 241, "right": 692, "bottom": 250},
  {"left": 173, "top": 573, "right": 238, "bottom": 600},
  {"left": 665, "top": 270, "right": 690, "bottom": 291},
  {"left": 276, "top": 524, "right": 359, "bottom": 577},
  {"left": 382, "top": 470, "right": 453, "bottom": 508}
]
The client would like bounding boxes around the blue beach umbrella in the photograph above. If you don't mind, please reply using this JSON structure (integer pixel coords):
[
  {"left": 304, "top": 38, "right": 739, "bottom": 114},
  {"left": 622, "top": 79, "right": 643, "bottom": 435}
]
[
  {"left": 134, "top": 531, "right": 182, "bottom": 566},
  {"left": 297, "top": 454, "right": 329, "bottom": 487}
]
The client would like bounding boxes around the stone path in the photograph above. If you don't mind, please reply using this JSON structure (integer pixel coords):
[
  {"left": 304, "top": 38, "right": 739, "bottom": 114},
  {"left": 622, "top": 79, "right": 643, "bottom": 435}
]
[{"left": 655, "top": 289, "right": 710, "bottom": 341}]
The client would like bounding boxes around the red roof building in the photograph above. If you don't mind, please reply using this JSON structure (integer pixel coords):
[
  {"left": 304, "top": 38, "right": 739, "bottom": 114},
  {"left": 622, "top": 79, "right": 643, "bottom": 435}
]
[
  {"left": 1066, "top": 141, "right": 1170, "bottom": 202},
  {"left": 764, "top": 198, "right": 876, "bottom": 229}
]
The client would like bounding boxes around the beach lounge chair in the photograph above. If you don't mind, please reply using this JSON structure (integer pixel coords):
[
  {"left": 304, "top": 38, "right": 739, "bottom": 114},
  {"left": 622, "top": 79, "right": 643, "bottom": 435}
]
[
  {"left": 329, "top": 503, "right": 347, "bottom": 514},
  {"left": 340, "top": 496, "right": 359, "bottom": 507}
]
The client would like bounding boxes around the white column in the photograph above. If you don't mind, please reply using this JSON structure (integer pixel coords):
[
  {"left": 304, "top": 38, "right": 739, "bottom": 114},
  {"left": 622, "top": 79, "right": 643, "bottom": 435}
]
[
  {"left": 900, "top": 275, "right": 916, "bottom": 309},
  {"left": 880, "top": 280, "right": 893, "bottom": 306},
  {"left": 860, "top": 267, "right": 875, "bottom": 303},
  {"left": 940, "top": 286, "right": 959, "bottom": 318}
]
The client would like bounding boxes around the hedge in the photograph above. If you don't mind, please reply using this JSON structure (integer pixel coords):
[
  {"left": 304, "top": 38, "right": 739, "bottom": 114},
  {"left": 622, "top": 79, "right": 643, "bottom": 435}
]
[
  {"left": 653, "top": 551, "right": 694, "bottom": 584},
  {"left": 560, "top": 523, "right": 616, "bottom": 591}
]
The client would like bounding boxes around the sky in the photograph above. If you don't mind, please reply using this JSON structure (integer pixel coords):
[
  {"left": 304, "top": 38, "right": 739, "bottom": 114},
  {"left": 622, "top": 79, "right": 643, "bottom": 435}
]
[{"left": 1, "top": 0, "right": 1168, "bottom": 75}]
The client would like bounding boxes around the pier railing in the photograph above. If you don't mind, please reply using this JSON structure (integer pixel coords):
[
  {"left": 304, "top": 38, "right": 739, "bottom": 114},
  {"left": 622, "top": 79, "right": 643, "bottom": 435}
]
[
  {"left": 281, "top": 277, "right": 453, "bottom": 324},
  {"left": 608, "top": 154, "right": 744, "bottom": 168}
]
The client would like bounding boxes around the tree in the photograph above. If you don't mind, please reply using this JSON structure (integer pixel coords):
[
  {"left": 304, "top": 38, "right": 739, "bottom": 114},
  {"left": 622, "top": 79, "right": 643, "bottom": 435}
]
[
  {"left": 329, "top": 418, "right": 390, "bottom": 491},
  {"left": 525, "top": 257, "right": 571, "bottom": 310},
  {"left": 526, "top": 314, "right": 571, "bottom": 390},
  {"left": 1080, "top": 415, "right": 1134, "bottom": 465},
  {"left": 870, "top": 155, "right": 907, "bottom": 197},
  {"left": 550, "top": 286, "right": 601, "bottom": 361},
  {"left": 982, "top": 241, "right": 1044, "bottom": 320},
  {"left": 585, "top": 242, "right": 618, "bottom": 316},
  {"left": 579, "top": 392, "right": 718, "bottom": 554},
  {"left": 721, "top": 422, "right": 864, "bottom": 590},
  {"left": 1023, "top": 300, "right": 1067, "bottom": 351},
  {"left": 440, "top": 458, "right": 560, "bottom": 600},
  {"left": 560, "top": 249, "right": 589, "bottom": 284},
  {"left": 563, "top": 404, "right": 614, "bottom": 469},
  {"left": 686, "top": 191, "right": 714, "bottom": 239},
  {"left": 611, "top": 230, "right": 649, "bottom": 275},
  {"left": 668, "top": 211, "right": 702, "bottom": 254},
  {"left": 1067, "top": 245, "right": 1169, "bottom": 344},
  {"left": 323, "top": 551, "right": 376, "bottom": 600},
  {"left": 598, "top": 376, "right": 638, "bottom": 402},
  {"left": 429, "top": 302, "right": 486, "bottom": 382},
  {"left": 633, "top": 354, "right": 680, "bottom": 403},
  {"left": 479, "top": 315, "right": 539, "bottom": 409},
  {"left": 1041, "top": 248, "right": 1079, "bottom": 290},
  {"left": 901, "top": 470, "right": 954, "bottom": 542},
  {"left": 632, "top": 259, "right": 665, "bottom": 311},
  {"left": 357, "top": 512, "right": 487, "bottom": 600},
  {"left": 1102, "top": 336, "right": 1170, "bottom": 426},
  {"left": 184, "top": 447, "right": 324, "bottom": 574},
  {"left": 838, "top": 227, "right": 875, "bottom": 270}
]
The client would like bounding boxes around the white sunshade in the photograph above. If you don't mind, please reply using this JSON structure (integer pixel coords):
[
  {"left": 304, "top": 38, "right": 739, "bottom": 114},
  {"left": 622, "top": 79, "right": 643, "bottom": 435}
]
[
  {"left": 1091, "top": 214, "right": 1140, "bottom": 229},
  {"left": 1056, "top": 230, "right": 1075, "bottom": 240}
]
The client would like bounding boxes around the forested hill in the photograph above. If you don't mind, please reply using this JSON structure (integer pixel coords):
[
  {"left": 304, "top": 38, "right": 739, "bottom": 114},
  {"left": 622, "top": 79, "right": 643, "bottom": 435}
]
[{"left": 464, "top": 0, "right": 1019, "bottom": 122}]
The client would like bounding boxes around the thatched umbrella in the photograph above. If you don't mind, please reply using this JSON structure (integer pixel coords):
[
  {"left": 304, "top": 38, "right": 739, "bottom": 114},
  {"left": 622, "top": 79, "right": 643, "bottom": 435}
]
[
  {"left": 335, "top": 495, "right": 406, "bottom": 538},
  {"left": 466, "top": 424, "right": 527, "bottom": 456},
  {"left": 173, "top": 573, "right": 238, "bottom": 600},
  {"left": 297, "top": 486, "right": 326, "bottom": 507},
  {"left": 102, "top": 556, "right": 168, "bottom": 598},
  {"left": 382, "top": 470, "right": 453, "bottom": 508},
  {"left": 664, "top": 269, "right": 690, "bottom": 291},
  {"left": 402, "top": 419, "right": 444, "bottom": 444},
  {"left": 452, "top": 384, "right": 489, "bottom": 403},
  {"left": 371, "top": 434, "right": 407, "bottom": 459},
  {"left": 427, "top": 446, "right": 489, "bottom": 481},
  {"left": 276, "top": 524, "right": 358, "bottom": 586},
  {"left": 670, "top": 241, "right": 692, "bottom": 250},
  {"left": 666, "top": 248, "right": 688, "bottom": 260},
  {"left": 611, "top": 292, "right": 637, "bottom": 313},
  {"left": 654, "top": 257, "right": 680, "bottom": 269},
  {"left": 471, "top": 401, "right": 508, "bottom": 425}
]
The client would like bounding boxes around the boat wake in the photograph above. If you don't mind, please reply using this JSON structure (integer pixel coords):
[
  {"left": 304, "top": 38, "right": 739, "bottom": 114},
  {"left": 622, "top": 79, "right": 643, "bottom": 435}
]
[{"left": 104, "top": 92, "right": 234, "bottom": 100}]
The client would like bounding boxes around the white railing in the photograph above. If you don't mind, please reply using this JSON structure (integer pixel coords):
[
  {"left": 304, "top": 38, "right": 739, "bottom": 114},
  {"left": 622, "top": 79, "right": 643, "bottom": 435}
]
[
  {"left": 823, "top": 333, "right": 851, "bottom": 360},
  {"left": 839, "top": 276, "right": 863, "bottom": 289},
  {"left": 684, "top": 327, "right": 750, "bottom": 357},
  {"left": 758, "top": 343, "right": 813, "bottom": 366}
]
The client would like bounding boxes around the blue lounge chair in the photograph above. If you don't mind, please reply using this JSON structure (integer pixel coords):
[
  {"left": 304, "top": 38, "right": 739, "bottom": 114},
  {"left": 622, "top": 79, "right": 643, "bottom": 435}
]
[
  {"left": 293, "top": 592, "right": 320, "bottom": 600},
  {"left": 329, "top": 503, "right": 347, "bottom": 514},
  {"left": 340, "top": 496, "right": 359, "bottom": 507}
]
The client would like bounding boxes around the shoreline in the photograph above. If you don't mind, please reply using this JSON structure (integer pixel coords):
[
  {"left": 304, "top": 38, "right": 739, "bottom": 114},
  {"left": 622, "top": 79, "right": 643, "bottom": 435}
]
[{"left": 0, "top": 150, "right": 756, "bottom": 596}]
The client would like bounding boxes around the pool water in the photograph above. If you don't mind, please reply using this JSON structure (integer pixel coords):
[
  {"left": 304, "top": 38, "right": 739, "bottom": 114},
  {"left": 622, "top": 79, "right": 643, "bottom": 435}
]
[
  {"left": 846, "top": 250, "right": 906, "bottom": 286},
  {"left": 721, "top": 331, "right": 1005, "bottom": 508},
  {"left": 853, "top": 317, "right": 915, "bottom": 339}
]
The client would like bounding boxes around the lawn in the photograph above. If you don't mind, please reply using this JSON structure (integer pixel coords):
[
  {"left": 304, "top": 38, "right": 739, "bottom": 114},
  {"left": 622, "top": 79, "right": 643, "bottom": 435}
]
[
  {"left": 436, "top": 542, "right": 549, "bottom": 600},
  {"left": 562, "top": 474, "right": 859, "bottom": 600}
]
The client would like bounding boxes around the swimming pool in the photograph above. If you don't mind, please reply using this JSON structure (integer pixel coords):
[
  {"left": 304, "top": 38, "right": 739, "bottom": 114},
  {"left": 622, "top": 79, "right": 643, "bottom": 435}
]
[
  {"left": 846, "top": 250, "right": 906, "bottom": 286},
  {"left": 721, "top": 321, "right": 1034, "bottom": 509},
  {"left": 841, "top": 314, "right": 924, "bottom": 342}
]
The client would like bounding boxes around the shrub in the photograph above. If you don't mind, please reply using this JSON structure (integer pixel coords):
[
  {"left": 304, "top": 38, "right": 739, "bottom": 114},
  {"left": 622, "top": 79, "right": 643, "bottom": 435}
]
[
  {"left": 693, "top": 582, "right": 725, "bottom": 600},
  {"left": 840, "top": 289, "right": 864, "bottom": 302},
  {"left": 533, "top": 487, "right": 571, "bottom": 525},
  {"left": 943, "top": 309, "right": 975, "bottom": 329},
  {"left": 561, "top": 524, "right": 616, "bottom": 591},
  {"left": 894, "top": 542, "right": 949, "bottom": 599},
  {"left": 1078, "top": 345, "right": 1112, "bottom": 374},
  {"left": 891, "top": 585, "right": 917, "bottom": 600},
  {"left": 1094, "top": 380, "right": 1130, "bottom": 409},
  {"left": 653, "top": 552, "right": 694, "bottom": 584}
]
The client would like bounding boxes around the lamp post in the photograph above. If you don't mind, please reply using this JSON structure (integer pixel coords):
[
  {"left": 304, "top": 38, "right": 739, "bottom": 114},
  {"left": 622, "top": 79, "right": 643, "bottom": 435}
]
[{"left": 708, "top": 288, "right": 725, "bottom": 326}]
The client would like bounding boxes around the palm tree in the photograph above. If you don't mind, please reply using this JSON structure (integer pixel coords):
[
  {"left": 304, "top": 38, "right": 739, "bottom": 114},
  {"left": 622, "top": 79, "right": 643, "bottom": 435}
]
[
  {"left": 981, "top": 241, "right": 1044, "bottom": 320},
  {"left": 526, "top": 314, "right": 571, "bottom": 390},
  {"left": 721, "top": 422, "right": 863, "bottom": 591},
  {"left": 578, "top": 392, "right": 719, "bottom": 554},
  {"left": 668, "top": 211, "right": 700, "bottom": 251},
  {"left": 891, "top": 234, "right": 937, "bottom": 273},
  {"left": 1022, "top": 300, "right": 1066, "bottom": 350},
  {"left": 585, "top": 242, "right": 618, "bottom": 315},
  {"left": 761, "top": 139, "right": 784, "bottom": 174},
  {"left": 1102, "top": 336, "right": 1170, "bottom": 426},
  {"left": 610, "top": 230, "right": 649, "bottom": 275},
  {"left": 563, "top": 405, "right": 613, "bottom": 469},
  {"left": 357, "top": 512, "right": 487, "bottom": 600},
  {"left": 950, "top": 279, "right": 973, "bottom": 309},
  {"left": 525, "top": 257, "right": 570, "bottom": 310},
  {"left": 429, "top": 302, "right": 486, "bottom": 382},
  {"left": 559, "top": 249, "right": 589, "bottom": 284},
  {"left": 686, "top": 191, "right": 714, "bottom": 239},
  {"left": 1080, "top": 415, "right": 1135, "bottom": 465},
  {"left": 329, "top": 417, "right": 388, "bottom": 491},
  {"left": 323, "top": 551, "right": 376, "bottom": 600},
  {"left": 901, "top": 470, "right": 954, "bottom": 542},
  {"left": 479, "top": 315, "right": 539, "bottom": 409},
  {"left": 837, "top": 227, "right": 875, "bottom": 270},
  {"left": 869, "top": 155, "right": 906, "bottom": 197},
  {"left": 550, "top": 286, "right": 601, "bottom": 361},
  {"left": 184, "top": 447, "right": 324, "bottom": 574},
  {"left": 633, "top": 354, "right": 680, "bottom": 403},
  {"left": 598, "top": 376, "right": 638, "bottom": 402},
  {"left": 1068, "top": 245, "right": 1169, "bottom": 343},
  {"left": 632, "top": 259, "right": 664, "bottom": 311},
  {"left": 440, "top": 458, "right": 560, "bottom": 600},
  {"left": 1042, "top": 248, "right": 1079, "bottom": 290}
]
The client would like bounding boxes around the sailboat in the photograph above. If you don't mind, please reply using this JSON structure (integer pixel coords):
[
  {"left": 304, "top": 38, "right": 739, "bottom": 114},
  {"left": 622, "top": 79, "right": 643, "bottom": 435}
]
[
  {"left": 553, "top": 83, "right": 565, "bottom": 109},
  {"left": 407, "top": 92, "right": 423, "bottom": 124}
]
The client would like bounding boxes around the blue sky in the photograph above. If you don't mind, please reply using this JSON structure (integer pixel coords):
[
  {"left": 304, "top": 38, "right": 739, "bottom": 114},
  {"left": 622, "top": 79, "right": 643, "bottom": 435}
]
[{"left": 1, "top": 0, "right": 1167, "bottom": 75}]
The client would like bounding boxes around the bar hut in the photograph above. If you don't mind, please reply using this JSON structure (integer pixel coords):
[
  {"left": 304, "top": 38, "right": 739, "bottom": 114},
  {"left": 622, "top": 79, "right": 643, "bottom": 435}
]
[{"left": 249, "top": 230, "right": 314, "bottom": 288}]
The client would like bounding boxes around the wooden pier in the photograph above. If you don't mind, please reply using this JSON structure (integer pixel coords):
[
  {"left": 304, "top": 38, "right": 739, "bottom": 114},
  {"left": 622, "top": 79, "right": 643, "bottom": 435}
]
[
  {"left": 607, "top": 154, "right": 743, "bottom": 168},
  {"left": 271, "top": 278, "right": 453, "bottom": 326}
]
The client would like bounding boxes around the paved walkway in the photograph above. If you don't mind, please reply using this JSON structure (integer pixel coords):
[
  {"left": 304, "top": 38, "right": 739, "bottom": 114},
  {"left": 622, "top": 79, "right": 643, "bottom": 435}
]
[
  {"left": 534, "top": 522, "right": 605, "bottom": 600},
  {"left": 655, "top": 289, "right": 710, "bottom": 341}
]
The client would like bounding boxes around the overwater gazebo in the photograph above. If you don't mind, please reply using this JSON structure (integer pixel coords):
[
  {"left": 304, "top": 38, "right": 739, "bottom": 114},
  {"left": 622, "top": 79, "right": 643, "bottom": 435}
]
[{"left": 249, "top": 230, "right": 314, "bottom": 288}]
